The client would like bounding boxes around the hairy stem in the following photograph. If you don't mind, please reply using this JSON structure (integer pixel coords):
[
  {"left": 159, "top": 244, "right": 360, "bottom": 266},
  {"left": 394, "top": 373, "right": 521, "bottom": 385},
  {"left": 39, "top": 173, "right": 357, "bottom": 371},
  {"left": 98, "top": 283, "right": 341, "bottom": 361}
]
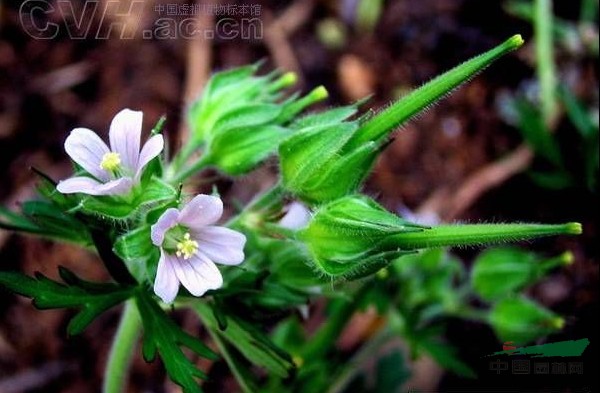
[
  {"left": 326, "top": 327, "right": 395, "bottom": 393},
  {"left": 103, "top": 300, "right": 142, "bottom": 393},
  {"left": 535, "top": 0, "right": 557, "bottom": 126}
]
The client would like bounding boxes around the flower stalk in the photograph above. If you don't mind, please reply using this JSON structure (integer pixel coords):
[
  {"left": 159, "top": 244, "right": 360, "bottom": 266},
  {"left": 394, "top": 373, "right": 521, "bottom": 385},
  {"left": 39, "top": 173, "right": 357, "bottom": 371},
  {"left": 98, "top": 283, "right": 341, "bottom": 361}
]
[{"left": 103, "top": 300, "right": 142, "bottom": 393}]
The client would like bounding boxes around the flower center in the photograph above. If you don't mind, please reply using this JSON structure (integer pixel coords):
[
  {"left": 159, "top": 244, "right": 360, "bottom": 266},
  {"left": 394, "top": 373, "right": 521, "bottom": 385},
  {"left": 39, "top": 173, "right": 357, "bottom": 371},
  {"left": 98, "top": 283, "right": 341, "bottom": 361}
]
[
  {"left": 100, "top": 152, "right": 121, "bottom": 172},
  {"left": 175, "top": 232, "right": 198, "bottom": 260}
]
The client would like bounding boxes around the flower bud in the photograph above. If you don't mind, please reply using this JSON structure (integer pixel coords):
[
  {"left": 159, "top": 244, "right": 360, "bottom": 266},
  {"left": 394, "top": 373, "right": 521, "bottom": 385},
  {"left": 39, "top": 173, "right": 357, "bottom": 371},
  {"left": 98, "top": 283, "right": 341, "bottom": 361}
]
[
  {"left": 471, "top": 247, "right": 574, "bottom": 301},
  {"left": 299, "top": 195, "right": 423, "bottom": 279},
  {"left": 172, "top": 65, "right": 327, "bottom": 180},
  {"left": 490, "top": 297, "right": 564, "bottom": 345}
]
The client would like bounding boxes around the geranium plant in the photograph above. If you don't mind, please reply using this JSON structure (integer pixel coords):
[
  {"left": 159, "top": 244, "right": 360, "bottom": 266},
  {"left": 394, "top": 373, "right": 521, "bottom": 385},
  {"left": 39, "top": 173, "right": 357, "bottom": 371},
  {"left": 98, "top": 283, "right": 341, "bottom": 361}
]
[{"left": 0, "top": 35, "right": 582, "bottom": 393}]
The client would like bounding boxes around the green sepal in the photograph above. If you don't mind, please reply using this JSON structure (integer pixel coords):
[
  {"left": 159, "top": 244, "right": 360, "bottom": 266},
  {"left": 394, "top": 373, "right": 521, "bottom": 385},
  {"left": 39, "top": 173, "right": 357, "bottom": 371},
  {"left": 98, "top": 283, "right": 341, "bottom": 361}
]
[
  {"left": 296, "top": 141, "right": 380, "bottom": 203},
  {"left": 113, "top": 225, "right": 160, "bottom": 284},
  {"left": 267, "top": 241, "right": 327, "bottom": 289},
  {"left": 72, "top": 177, "right": 177, "bottom": 220},
  {"left": 280, "top": 122, "right": 358, "bottom": 202},
  {"left": 290, "top": 104, "right": 359, "bottom": 129},
  {"left": 207, "top": 124, "right": 288, "bottom": 175}
]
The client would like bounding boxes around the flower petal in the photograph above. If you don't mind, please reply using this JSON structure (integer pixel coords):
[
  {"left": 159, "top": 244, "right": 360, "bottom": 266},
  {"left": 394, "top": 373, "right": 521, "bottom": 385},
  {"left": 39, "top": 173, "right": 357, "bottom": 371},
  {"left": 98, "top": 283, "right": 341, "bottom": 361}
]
[
  {"left": 109, "top": 109, "right": 143, "bottom": 172},
  {"left": 64, "top": 128, "right": 110, "bottom": 181},
  {"left": 56, "top": 176, "right": 102, "bottom": 194},
  {"left": 153, "top": 251, "right": 180, "bottom": 304},
  {"left": 135, "top": 134, "right": 164, "bottom": 179},
  {"left": 91, "top": 177, "right": 134, "bottom": 196},
  {"left": 195, "top": 226, "right": 246, "bottom": 265},
  {"left": 178, "top": 194, "right": 223, "bottom": 229},
  {"left": 279, "top": 202, "right": 311, "bottom": 229},
  {"left": 173, "top": 253, "right": 223, "bottom": 297},
  {"left": 150, "top": 208, "right": 180, "bottom": 246}
]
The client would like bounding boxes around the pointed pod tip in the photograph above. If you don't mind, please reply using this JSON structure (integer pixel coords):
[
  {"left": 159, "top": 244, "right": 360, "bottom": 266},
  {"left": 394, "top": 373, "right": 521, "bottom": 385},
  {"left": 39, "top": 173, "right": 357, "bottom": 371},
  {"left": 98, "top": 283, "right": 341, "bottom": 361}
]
[
  {"left": 560, "top": 251, "right": 575, "bottom": 265},
  {"left": 551, "top": 317, "right": 565, "bottom": 330},
  {"left": 564, "top": 222, "right": 582, "bottom": 235},
  {"left": 281, "top": 71, "right": 298, "bottom": 87},
  {"left": 311, "top": 86, "right": 329, "bottom": 101},
  {"left": 507, "top": 34, "right": 525, "bottom": 49}
]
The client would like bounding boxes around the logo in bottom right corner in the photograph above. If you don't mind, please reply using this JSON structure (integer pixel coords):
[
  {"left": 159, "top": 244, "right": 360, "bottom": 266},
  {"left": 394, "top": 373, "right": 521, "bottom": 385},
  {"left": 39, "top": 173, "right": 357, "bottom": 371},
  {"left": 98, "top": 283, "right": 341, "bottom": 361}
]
[{"left": 487, "top": 338, "right": 589, "bottom": 375}]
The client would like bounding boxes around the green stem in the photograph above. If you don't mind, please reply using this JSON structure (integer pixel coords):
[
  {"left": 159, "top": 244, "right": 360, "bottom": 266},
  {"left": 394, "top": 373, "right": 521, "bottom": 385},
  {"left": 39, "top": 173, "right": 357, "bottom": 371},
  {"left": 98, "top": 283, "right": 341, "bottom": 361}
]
[
  {"left": 169, "top": 154, "right": 212, "bottom": 185},
  {"left": 349, "top": 35, "right": 524, "bottom": 149},
  {"left": 535, "top": 0, "right": 557, "bottom": 126},
  {"left": 102, "top": 300, "right": 142, "bottom": 393},
  {"left": 326, "top": 328, "right": 395, "bottom": 393},
  {"left": 301, "top": 282, "right": 373, "bottom": 360},
  {"left": 386, "top": 222, "right": 581, "bottom": 250},
  {"left": 262, "top": 222, "right": 297, "bottom": 239},
  {"left": 226, "top": 182, "right": 285, "bottom": 229}
]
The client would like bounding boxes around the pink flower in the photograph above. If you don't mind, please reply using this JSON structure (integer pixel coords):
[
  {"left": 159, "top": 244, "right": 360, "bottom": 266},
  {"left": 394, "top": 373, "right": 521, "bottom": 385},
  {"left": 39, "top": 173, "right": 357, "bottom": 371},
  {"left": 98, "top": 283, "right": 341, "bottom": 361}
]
[
  {"left": 56, "top": 109, "right": 164, "bottom": 196},
  {"left": 150, "top": 194, "right": 246, "bottom": 303}
]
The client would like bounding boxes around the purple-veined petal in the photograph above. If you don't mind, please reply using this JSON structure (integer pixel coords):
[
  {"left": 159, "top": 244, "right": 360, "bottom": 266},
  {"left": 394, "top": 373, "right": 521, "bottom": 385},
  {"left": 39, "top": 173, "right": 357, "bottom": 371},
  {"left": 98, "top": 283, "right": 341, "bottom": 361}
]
[
  {"left": 279, "top": 201, "right": 311, "bottom": 230},
  {"left": 135, "top": 134, "right": 164, "bottom": 179},
  {"left": 150, "top": 208, "right": 180, "bottom": 246},
  {"left": 64, "top": 128, "right": 110, "bottom": 181},
  {"left": 153, "top": 251, "right": 180, "bottom": 304},
  {"left": 109, "top": 109, "right": 142, "bottom": 172},
  {"left": 56, "top": 176, "right": 102, "bottom": 194},
  {"left": 178, "top": 194, "right": 223, "bottom": 229},
  {"left": 196, "top": 226, "right": 246, "bottom": 265},
  {"left": 91, "top": 177, "right": 134, "bottom": 196},
  {"left": 172, "top": 253, "right": 223, "bottom": 297}
]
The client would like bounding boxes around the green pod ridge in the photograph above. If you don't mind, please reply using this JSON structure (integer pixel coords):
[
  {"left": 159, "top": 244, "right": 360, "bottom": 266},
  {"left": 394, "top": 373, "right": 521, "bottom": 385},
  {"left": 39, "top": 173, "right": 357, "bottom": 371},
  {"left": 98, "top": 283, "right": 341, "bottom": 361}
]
[
  {"left": 296, "top": 141, "right": 380, "bottom": 204},
  {"left": 291, "top": 104, "right": 359, "bottom": 129},
  {"left": 300, "top": 195, "right": 424, "bottom": 278},
  {"left": 385, "top": 222, "right": 582, "bottom": 250},
  {"left": 347, "top": 35, "right": 525, "bottom": 149}
]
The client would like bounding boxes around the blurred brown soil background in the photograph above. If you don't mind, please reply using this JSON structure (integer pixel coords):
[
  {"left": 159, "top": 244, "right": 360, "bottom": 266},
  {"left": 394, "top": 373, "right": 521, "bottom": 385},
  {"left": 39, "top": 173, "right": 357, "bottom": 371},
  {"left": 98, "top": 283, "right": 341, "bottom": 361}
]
[{"left": 0, "top": 0, "right": 598, "bottom": 392}]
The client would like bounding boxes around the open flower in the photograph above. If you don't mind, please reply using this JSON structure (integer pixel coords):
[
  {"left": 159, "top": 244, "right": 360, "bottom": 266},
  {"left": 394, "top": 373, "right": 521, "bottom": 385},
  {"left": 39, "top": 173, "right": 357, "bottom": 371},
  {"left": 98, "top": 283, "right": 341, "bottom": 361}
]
[
  {"left": 56, "top": 109, "right": 164, "bottom": 196},
  {"left": 150, "top": 194, "right": 246, "bottom": 303}
]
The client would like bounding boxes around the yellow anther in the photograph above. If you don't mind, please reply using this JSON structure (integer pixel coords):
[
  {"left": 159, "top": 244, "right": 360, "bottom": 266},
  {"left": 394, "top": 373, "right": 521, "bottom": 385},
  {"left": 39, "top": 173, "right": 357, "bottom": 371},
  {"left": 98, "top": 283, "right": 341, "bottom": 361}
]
[
  {"left": 100, "top": 152, "right": 121, "bottom": 172},
  {"left": 175, "top": 232, "right": 198, "bottom": 260}
]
